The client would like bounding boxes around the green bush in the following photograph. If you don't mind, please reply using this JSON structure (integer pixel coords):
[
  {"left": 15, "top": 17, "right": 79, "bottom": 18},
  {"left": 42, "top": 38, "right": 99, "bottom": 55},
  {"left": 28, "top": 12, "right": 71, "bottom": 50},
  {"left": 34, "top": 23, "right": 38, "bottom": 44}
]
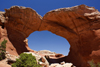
[
  {"left": 11, "top": 53, "right": 42, "bottom": 67},
  {"left": 0, "top": 39, "right": 7, "bottom": 60},
  {"left": 88, "top": 59, "right": 100, "bottom": 67},
  {"left": 88, "top": 59, "right": 96, "bottom": 67},
  {"left": 97, "top": 62, "right": 100, "bottom": 67}
]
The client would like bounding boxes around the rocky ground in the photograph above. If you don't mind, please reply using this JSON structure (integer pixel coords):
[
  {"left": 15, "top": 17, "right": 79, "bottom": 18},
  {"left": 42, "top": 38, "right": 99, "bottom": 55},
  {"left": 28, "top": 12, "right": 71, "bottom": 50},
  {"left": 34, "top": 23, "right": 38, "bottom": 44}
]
[
  {"left": 0, "top": 50, "right": 76, "bottom": 67},
  {"left": 0, "top": 51, "right": 19, "bottom": 67}
]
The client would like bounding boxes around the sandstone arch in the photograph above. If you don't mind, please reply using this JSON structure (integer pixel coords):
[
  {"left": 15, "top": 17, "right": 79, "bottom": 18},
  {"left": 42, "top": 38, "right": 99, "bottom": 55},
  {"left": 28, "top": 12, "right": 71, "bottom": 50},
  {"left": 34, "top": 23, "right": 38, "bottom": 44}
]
[{"left": 0, "top": 4, "right": 100, "bottom": 67}]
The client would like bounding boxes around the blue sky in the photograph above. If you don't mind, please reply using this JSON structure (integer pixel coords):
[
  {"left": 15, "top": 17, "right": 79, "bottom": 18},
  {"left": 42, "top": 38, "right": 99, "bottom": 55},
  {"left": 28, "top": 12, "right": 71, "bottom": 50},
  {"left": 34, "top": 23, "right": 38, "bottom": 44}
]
[{"left": 0, "top": 0, "right": 100, "bottom": 55}]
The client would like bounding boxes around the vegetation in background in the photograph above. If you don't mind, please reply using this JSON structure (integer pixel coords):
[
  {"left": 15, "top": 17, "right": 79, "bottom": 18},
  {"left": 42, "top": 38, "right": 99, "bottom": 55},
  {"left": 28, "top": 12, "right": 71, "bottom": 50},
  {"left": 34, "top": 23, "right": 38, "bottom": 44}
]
[
  {"left": 12, "top": 53, "right": 42, "bottom": 67},
  {"left": 97, "top": 63, "right": 100, "bottom": 67},
  {"left": 88, "top": 59, "right": 100, "bottom": 67},
  {"left": 0, "top": 39, "right": 7, "bottom": 60}
]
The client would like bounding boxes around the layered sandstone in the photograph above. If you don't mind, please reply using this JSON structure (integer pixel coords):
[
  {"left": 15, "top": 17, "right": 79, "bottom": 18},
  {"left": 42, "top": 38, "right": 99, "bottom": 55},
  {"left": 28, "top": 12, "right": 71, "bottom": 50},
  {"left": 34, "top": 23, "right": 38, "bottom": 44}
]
[
  {"left": 39, "top": 5, "right": 100, "bottom": 67},
  {"left": 0, "top": 5, "right": 100, "bottom": 67},
  {"left": 4, "top": 6, "right": 42, "bottom": 55}
]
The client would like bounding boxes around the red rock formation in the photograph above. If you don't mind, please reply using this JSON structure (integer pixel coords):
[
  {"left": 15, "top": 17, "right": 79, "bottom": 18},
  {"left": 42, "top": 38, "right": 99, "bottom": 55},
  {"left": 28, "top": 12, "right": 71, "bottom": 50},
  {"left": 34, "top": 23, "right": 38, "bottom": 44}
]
[
  {"left": 0, "top": 5, "right": 100, "bottom": 67},
  {"left": 39, "top": 5, "right": 100, "bottom": 67},
  {"left": 4, "top": 6, "right": 42, "bottom": 55}
]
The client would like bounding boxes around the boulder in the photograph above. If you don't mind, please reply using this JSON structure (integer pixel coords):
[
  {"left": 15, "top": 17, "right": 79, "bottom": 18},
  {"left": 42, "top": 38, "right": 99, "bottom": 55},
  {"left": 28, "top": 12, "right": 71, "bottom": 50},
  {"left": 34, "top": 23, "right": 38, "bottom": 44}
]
[
  {"left": 60, "top": 61, "right": 65, "bottom": 65},
  {"left": 63, "top": 63, "right": 73, "bottom": 67},
  {"left": 49, "top": 63, "right": 74, "bottom": 67},
  {"left": 39, "top": 57, "right": 49, "bottom": 67},
  {"left": 49, "top": 63, "right": 60, "bottom": 67},
  {"left": 38, "top": 61, "right": 46, "bottom": 67}
]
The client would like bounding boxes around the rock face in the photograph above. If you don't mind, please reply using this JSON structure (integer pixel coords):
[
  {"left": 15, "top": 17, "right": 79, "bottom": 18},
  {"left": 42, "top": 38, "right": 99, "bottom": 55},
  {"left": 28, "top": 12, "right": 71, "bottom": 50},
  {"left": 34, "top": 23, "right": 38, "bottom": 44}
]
[
  {"left": 4, "top": 6, "right": 42, "bottom": 55},
  {"left": 0, "top": 5, "right": 100, "bottom": 67}
]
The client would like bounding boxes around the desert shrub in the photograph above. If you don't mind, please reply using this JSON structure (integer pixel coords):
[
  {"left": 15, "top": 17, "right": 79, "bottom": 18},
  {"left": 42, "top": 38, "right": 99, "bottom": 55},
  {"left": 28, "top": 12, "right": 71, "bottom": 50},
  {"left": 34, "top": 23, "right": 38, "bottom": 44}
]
[
  {"left": 97, "top": 62, "right": 100, "bottom": 67},
  {"left": 11, "top": 53, "right": 42, "bottom": 67},
  {"left": 0, "top": 39, "right": 7, "bottom": 60},
  {"left": 88, "top": 59, "right": 96, "bottom": 67},
  {"left": 88, "top": 59, "right": 100, "bottom": 67}
]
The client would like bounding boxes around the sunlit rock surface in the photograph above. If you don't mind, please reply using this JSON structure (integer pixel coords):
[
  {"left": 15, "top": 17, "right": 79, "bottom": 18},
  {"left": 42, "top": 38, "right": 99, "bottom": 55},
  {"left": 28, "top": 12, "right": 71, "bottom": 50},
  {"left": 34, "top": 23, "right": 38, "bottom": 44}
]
[{"left": 0, "top": 5, "right": 100, "bottom": 67}]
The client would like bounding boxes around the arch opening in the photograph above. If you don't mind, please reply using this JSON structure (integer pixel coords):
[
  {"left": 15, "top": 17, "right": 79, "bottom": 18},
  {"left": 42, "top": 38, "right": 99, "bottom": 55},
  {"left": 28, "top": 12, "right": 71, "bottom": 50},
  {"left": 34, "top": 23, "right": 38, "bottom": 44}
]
[{"left": 27, "top": 30, "right": 70, "bottom": 56}]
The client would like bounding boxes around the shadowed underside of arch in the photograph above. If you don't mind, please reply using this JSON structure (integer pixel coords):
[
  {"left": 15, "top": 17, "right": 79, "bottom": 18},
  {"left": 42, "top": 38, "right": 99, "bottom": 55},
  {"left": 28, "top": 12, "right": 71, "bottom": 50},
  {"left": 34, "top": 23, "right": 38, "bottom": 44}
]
[{"left": 1, "top": 5, "right": 100, "bottom": 67}]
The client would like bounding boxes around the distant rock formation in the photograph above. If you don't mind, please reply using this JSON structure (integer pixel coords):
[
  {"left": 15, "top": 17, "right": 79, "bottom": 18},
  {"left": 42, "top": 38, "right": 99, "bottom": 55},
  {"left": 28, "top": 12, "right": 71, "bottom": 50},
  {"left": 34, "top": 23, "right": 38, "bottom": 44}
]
[
  {"left": 0, "top": 4, "right": 100, "bottom": 67},
  {"left": 37, "top": 50, "right": 56, "bottom": 56}
]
